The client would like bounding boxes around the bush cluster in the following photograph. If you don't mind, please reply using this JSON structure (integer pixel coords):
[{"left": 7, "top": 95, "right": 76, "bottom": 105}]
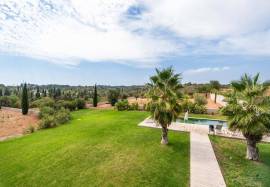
[
  {"left": 193, "top": 94, "right": 207, "bottom": 106},
  {"left": 181, "top": 97, "right": 206, "bottom": 114},
  {"left": 31, "top": 97, "right": 85, "bottom": 111},
  {"left": 38, "top": 107, "right": 70, "bottom": 129},
  {"left": 0, "top": 95, "right": 20, "bottom": 108},
  {"left": 115, "top": 100, "right": 139, "bottom": 111},
  {"left": 30, "top": 97, "right": 54, "bottom": 108}
]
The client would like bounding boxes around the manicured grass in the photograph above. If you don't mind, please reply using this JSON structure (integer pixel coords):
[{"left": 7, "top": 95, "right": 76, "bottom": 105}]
[
  {"left": 0, "top": 109, "right": 189, "bottom": 187},
  {"left": 210, "top": 136, "right": 270, "bottom": 187},
  {"left": 180, "top": 113, "right": 227, "bottom": 120}
]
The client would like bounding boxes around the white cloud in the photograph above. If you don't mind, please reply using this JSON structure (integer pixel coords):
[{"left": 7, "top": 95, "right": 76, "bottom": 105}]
[
  {"left": 138, "top": 0, "right": 270, "bottom": 55},
  {"left": 0, "top": 0, "right": 270, "bottom": 67},
  {"left": 184, "top": 66, "right": 230, "bottom": 75},
  {"left": 0, "top": 0, "right": 177, "bottom": 66}
]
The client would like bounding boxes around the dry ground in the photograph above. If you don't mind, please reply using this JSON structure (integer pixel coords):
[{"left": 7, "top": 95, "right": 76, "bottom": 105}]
[{"left": 0, "top": 109, "right": 39, "bottom": 140}]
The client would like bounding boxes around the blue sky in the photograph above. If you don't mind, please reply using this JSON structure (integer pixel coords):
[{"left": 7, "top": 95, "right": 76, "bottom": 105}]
[{"left": 0, "top": 0, "right": 270, "bottom": 85}]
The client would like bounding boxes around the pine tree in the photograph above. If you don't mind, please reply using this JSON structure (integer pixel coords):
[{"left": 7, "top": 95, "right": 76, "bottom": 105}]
[
  {"left": 93, "top": 84, "right": 98, "bottom": 107},
  {"left": 21, "top": 83, "right": 29, "bottom": 115}
]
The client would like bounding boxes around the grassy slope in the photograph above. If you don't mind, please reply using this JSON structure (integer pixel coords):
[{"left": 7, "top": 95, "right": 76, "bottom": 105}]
[
  {"left": 210, "top": 136, "right": 270, "bottom": 187},
  {"left": 0, "top": 109, "right": 189, "bottom": 187}
]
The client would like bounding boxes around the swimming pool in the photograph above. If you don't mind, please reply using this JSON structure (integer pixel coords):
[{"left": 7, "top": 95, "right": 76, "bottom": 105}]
[{"left": 177, "top": 117, "right": 227, "bottom": 126}]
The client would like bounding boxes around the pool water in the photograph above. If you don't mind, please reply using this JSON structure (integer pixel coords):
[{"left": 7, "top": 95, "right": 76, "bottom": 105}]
[{"left": 177, "top": 117, "right": 227, "bottom": 126}]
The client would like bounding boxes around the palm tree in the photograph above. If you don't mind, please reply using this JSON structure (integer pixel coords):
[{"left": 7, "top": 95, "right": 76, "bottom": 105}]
[
  {"left": 223, "top": 73, "right": 270, "bottom": 160},
  {"left": 147, "top": 67, "right": 182, "bottom": 144}
]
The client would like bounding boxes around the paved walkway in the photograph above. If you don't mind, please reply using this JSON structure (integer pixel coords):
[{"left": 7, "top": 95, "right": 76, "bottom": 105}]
[
  {"left": 138, "top": 118, "right": 227, "bottom": 187},
  {"left": 190, "top": 132, "right": 226, "bottom": 187}
]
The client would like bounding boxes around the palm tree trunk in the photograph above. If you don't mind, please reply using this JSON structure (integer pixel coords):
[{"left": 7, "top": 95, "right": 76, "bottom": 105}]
[
  {"left": 161, "top": 126, "right": 168, "bottom": 145},
  {"left": 214, "top": 92, "right": 217, "bottom": 103},
  {"left": 246, "top": 138, "right": 259, "bottom": 161}
]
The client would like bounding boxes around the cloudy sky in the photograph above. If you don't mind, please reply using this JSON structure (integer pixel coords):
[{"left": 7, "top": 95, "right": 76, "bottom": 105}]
[{"left": 0, "top": 0, "right": 270, "bottom": 85}]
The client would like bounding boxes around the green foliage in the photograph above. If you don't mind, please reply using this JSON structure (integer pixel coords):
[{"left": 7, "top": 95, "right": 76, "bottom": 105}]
[
  {"left": 194, "top": 93, "right": 207, "bottom": 105},
  {"left": 147, "top": 67, "right": 182, "bottom": 127},
  {"left": 115, "top": 100, "right": 139, "bottom": 111},
  {"left": 107, "top": 89, "right": 120, "bottom": 106},
  {"left": 210, "top": 80, "right": 221, "bottom": 91},
  {"left": 225, "top": 73, "right": 270, "bottom": 136},
  {"left": 0, "top": 95, "right": 20, "bottom": 108},
  {"left": 263, "top": 80, "right": 270, "bottom": 87},
  {"left": 30, "top": 97, "right": 54, "bottom": 108},
  {"left": 129, "top": 103, "right": 139, "bottom": 111},
  {"left": 192, "top": 104, "right": 206, "bottom": 114},
  {"left": 39, "top": 115, "right": 57, "bottom": 129},
  {"left": 39, "top": 106, "right": 54, "bottom": 118},
  {"left": 93, "top": 84, "right": 98, "bottom": 107},
  {"left": 35, "top": 87, "right": 41, "bottom": 99},
  {"left": 21, "top": 83, "right": 29, "bottom": 115},
  {"left": 181, "top": 98, "right": 194, "bottom": 112},
  {"left": 76, "top": 98, "right": 86, "bottom": 109},
  {"left": 197, "top": 84, "right": 211, "bottom": 95},
  {"left": 223, "top": 73, "right": 270, "bottom": 160},
  {"left": 115, "top": 100, "right": 129, "bottom": 111},
  {"left": 55, "top": 100, "right": 77, "bottom": 111},
  {"left": 54, "top": 108, "right": 71, "bottom": 124},
  {"left": 38, "top": 107, "right": 70, "bottom": 129}
]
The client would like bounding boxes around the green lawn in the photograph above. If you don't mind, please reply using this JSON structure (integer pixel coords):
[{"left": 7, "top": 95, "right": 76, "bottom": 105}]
[
  {"left": 0, "top": 109, "right": 189, "bottom": 187},
  {"left": 210, "top": 136, "right": 270, "bottom": 187}
]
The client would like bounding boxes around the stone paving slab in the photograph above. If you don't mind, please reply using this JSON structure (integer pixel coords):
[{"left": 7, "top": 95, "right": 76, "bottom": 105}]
[{"left": 190, "top": 132, "right": 226, "bottom": 187}]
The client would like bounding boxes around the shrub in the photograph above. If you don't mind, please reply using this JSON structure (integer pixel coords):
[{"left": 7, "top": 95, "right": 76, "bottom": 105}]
[
  {"left": 107, "top": 89, "right": 120, "bottom": 106},
  {"left": 38, "top": 107, "right": 70, "bottom": 129},
  {"left": 115, "top": 100, "right": 140, "bottom": 111},
  {"left": 115, "top": 100, "right": 129, "bottom": 111},
  {"left": 129, "top": 103, "right": 139, "bottom": 111},
  {"left": 181, "top": 99, "right": 194, "bottom": 112},
  {"left": 76, "top": 98, "right": 86, "bottom": 109},
  {"left": 194, "top": 93, "right": 207, "bottom": 106},
  {"left": 0, "top": 95, "right": 20, "bottom": 108},
  {"left": 54, "top": 108, "right": 71, "bottom": 124},
  {"left": 55, "top": 100, "right": 77, "bottom": 111},
  {"left": 30, "top": 97, "right": 54, "bottom": 108},
  {"left": 39, "top": 106, "right": 54, "bottom": 118},
  {"left": 192, "top": 104, "right": 206, "bottom": 114},
  {"left": 39, "top": 115, "right": 57, "bottom": 129}
]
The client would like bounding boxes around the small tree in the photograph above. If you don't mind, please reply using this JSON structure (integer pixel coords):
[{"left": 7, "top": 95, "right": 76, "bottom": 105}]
[
  {"left": 107, "top": 89, "right": 120, "bottom": 106},
  {"left": 21, "top": 83, "right": 29, "bottom": 115},
  {"left": 197, "top": 84, "right": 211, "bottom": 98},
  {"left": 210, "top": 80, "right": 221, "bottom": 103},
  {"left": 93, "top": 84, "right": 98, "bottom": 107}
]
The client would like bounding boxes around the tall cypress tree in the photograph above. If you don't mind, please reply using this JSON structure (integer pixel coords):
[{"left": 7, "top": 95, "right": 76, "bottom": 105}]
[
  {"left": 21, "top": 83, "right": 29, "bottom": 115},
  {"left": 36, "top": 86, "right": 41, "bottom": 99},
  {"left": 93, "top": 84, "right": 98, "bottom": 107}
]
